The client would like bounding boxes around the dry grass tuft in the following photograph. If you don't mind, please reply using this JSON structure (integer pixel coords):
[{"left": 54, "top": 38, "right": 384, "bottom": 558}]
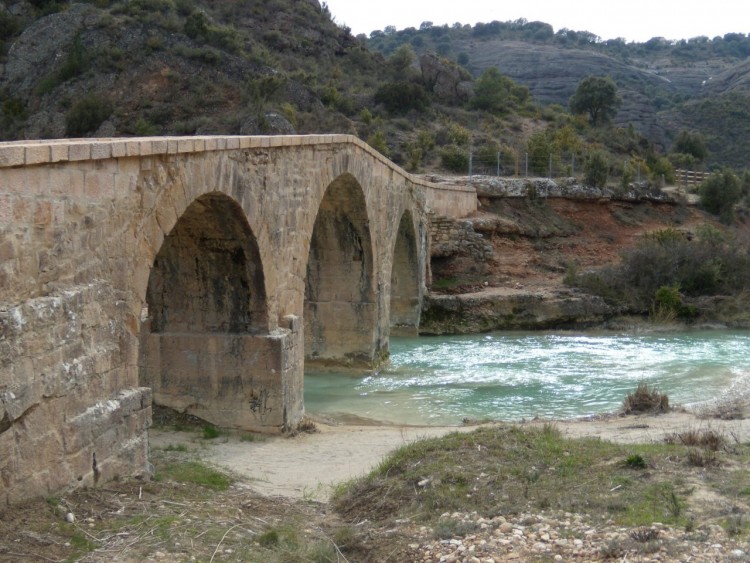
[
  {"left": 665, "top": 427, "right": 727, "bottom": 451},
  {"left": 622, "top": 382, "right": 670, "bottom": 414}
]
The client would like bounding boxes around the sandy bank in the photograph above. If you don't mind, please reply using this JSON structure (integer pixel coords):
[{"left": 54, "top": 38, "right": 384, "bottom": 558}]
[{"left": 150, "top": 382, "right": 750, "bottom": 502}]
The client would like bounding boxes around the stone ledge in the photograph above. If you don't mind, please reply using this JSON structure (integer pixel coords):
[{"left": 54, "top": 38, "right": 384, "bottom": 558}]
[
  {"left": 0, "top": 135, "right": 449, "bottom": 193},
  {"left": 0, "top": 135, "right": 470, "bottom": 215}
]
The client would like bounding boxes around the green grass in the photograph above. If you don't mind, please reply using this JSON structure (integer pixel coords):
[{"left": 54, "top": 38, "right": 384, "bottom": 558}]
[
  {"left": 155, "top": 461, "right": 231, "bottom": 491},
  {"left": 332, "top": 425, "right": 703, "bottom": 528},
  {"left": 202, "top": 424, "right": 221, "bottom": 439}
]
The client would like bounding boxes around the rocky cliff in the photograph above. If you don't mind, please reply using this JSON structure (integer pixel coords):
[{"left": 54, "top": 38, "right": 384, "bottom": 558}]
[{"left": 421, "top": 175, "right": 731, "bottom": 334}]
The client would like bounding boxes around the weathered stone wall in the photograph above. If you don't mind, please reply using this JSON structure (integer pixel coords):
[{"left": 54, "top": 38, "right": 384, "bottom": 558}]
[
  {"left": 429, "top": 214, "right": 494, "bottom": 261},
  {"left": 0, "top": 134, "right": 458, "bottom": 504},
  {"left": 422, "top": 182, "right": 477, "bottom": 218}
]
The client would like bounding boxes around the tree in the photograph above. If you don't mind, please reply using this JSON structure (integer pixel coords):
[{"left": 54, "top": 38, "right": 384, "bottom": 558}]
[
  {"left": 672, "top": 130, "right": 708, "bottom": 162},
  {"left": 471, "top": 68, "right": 529, "bottom": 114},
  {"left": 569, "top": 76, "right": 621, "bottom": 125},
  {"left": 374, "top": 82, "right": 429, "bottom": 115},
  {"left": 700, "top": 169, "right": 742, "bottom": 223},
  {"left": 388, "top": 44, "right": 416, "bottom": 76},
  {"left": 584, "top": 150, "right": 609, "bottom": 187}
]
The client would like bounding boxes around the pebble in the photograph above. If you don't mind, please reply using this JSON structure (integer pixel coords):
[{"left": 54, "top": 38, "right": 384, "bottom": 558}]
[
  {"left": 404, "top": 509, "right": 747, "bottom": 562},
  {"left": 64, "top": 512, "right": 75, "bottom": 523}
]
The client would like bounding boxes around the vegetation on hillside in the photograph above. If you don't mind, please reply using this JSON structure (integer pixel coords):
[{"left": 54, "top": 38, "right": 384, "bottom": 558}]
[
  {"left": 1, "top": 0, "right": 747, "bottom": 181},
  {"left": 567, "top": 223, "right": 750, "bottom": 324},
  {"left": 366, "top": 18, "right": 750, "bottom": 61},
  {"left": 366, "top": 18, "right": 750, "bottom": 169}
]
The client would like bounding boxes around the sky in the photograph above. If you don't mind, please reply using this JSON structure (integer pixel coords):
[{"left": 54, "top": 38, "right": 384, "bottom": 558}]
[{"left": 323, "top": 0, "right": 749, "bottom": 43}]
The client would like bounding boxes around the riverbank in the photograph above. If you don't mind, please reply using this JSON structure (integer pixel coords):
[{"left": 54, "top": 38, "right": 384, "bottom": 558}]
[
  {"left": 5, "top": 394, "right": 749, "bottom": 563},
  {"left": 150, "top": 378, "right": 750, "bottom": 502}
]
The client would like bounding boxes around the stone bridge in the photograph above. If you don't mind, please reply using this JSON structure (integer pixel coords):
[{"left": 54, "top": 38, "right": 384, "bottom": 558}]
[{"left": 0, "top": 134, "right": 476, "bottom": 505}]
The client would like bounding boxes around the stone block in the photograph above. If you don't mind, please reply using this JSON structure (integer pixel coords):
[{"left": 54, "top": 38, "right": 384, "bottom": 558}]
[
  {"left": 177, "top": 139, "right": 194, "bottom": 153},
  {"left": 25, "top": 145, "right": 50, "bottom": 165},
  {"left": 0, "top": 145, "right": 24, "bottom": 167},
  {"left": 84, "top": 171, "right": 115, "bottom": 199},
  {"left": 150, "top": 139, "right": 168, "bottom": 154},
  {"left": 91, "top": 143, "right": 112, "bottom": 160},
  {"left": 68, "top": 143, "right": 91, "bottom": 161},
  {"left": 139, "top": 141, "right": 154, "bottom": 156},
  {"left": 126, "top": 141, "right": 141, "bottom": 157},
  {"left": 111, "top": 141, "right": 129, "bottom": 158},
  {"left": 50, "top": 144, "right": 69, "bottom": 163}
]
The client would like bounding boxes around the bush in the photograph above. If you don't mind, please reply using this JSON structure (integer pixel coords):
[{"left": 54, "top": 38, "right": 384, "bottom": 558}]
[
  {"left": 622, "top": 382, "right": 669, "bottom": 414},
  {"left": 584, "top": 150, "right": 609, "bottom": 187},
  {"left": 65, "top": 94, "right": 113, "bottom": 136},
  {"left": 366, "top": 130, "right": 390, "bottom": 157},
  {"left": 440, "top": 145, "right": 468, "bottom": 173},
  {"left": 374, "top": 82, "right": 430, "bottom": 115},
  {"left": 651, "top": 284, "right": 683, "bottom": 321},
  {"left": 435, "top": 122, "right": 470, "bottom": 147},
  {"left": 700, "top": 169, "right": 742, "bottom": 223},
  {"left": 570, "top": 226, "right": 750, "bottom": 313},
  {"left": 647, "top": 155, "right": 675, "bottom": 185}
]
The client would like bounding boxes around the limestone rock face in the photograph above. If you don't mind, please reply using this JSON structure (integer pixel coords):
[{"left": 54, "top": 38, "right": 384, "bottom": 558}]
[
  {"left": 420, "top": 53, "right": 473, "bottom": 103},
  {"left": 4, "top": 3, "right": 91, "bottom": 96},
  {"left": 420, "top": 290, "right": 614, "bottom": 335}
]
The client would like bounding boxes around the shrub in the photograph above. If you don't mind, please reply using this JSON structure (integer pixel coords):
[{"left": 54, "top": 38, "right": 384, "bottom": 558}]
[
  {"left": 651, "top": 284, "right": 684, "bottom": 321},
  {"left": 366, "top": 130, "right": 390, "bottom": 157},
  {"left": 440, "top": 145, "right": 468, "bottom": 173},
  {"left": 435, "top": 122, "right": 470, "bottom": 147},
  {"left": 374, "top": 82, "right": 430, "bottom": 115},
  {"left": 622, "top": 382, "right": 669, "bottom": 414},
  {"left": 647, "top": 155, "right": 675, "bottom": 185},
  {"left": 624, "top": 453, "right": 647, "bottom": 469},
  {"left": 700, "top": 169, "right": 742, "bottom": 223},
  {"left": 133, "top": 118, "right": 158, "bottom": 136},
  {"left": 65, "top": 94, "right": 113, "bottom": 136},
  {"left": 665, "top": 428, "right": 726, "bottom": 451},
  {"left": 584, "top": 150, "right": 609, "bottom": 187},
  {"left": 0, "top": 11, "right": 19, "bottom": 41},
  {"left": 403, "top": 142, "right": 423, "bottom": 172}
]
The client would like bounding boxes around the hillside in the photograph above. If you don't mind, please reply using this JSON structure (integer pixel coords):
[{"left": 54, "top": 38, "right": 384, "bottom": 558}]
[
  {"left": 0, "top": 0, "right": 378, "bottom": 138},
  {"left": 2, "top": 1, "right": 749, "bottom": 173},
  {"left": 367, "top": 21, "right": 750, "bottom": 168}
]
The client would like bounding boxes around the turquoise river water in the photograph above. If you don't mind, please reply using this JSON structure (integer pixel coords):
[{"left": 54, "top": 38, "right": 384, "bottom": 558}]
[{"left": 304, "top": 330, "right": 750, "bottom": 426}]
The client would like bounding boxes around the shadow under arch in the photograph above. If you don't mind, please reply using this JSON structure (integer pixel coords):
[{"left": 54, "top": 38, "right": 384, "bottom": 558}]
[
  {"left": 390, "top": 209, "right": 421, "bottom": 335},
  {"left": 139, "top": 193, "right": 289, "bottom": 430},
  {"left": 304, "top": 173, "right": 381, "bottom": 367}
]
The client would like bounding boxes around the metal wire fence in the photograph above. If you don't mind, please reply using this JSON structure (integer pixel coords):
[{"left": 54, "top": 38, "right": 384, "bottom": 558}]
[{"left": 454, "top": 149, "right": 648, "bottom": 184}]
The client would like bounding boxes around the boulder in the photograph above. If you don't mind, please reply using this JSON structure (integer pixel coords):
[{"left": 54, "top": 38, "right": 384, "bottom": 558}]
[{"left": 420, "top": 53, "right": 473, "bottom": 103}]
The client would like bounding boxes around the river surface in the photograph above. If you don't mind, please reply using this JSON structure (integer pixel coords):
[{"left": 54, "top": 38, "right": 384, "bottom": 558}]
[{"left": 304, "top": 330, "right": 750, "bottom": 425}]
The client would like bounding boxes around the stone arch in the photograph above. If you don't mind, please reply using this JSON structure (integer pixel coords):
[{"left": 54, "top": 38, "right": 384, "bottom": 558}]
[
  {"left": 139, "top": 193, "right": 287, "bottom": 430},
  {"left": 304, "top": 173, "right": 379, "bottom": 366},
  {"left": 145, "top": 192, "right": 267, "bottom": 334},
  {"left": 389, "top": 209, "right": 421, "bottom": 334}
]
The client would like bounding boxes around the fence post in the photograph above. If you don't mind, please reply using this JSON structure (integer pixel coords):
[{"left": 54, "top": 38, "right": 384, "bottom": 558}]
[
  {"left": 548, "top": 153, "right": 552, "bottom": 179},
  {"left": 496, "top": 152, "right": 500, "bottom": 177},
  {"left": 525, "top": 152, "right": 528, "bottom": 178},
  {"left": 469, "top": 150, "right": 473, "bottom": 183},
  {"left": 572, "top": 154, "right": 575, "bottom": 176}
]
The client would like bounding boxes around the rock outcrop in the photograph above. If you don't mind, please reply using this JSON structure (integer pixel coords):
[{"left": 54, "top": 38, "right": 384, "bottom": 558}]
[
  {"left": 420, "top": 289, "right": 614, "bottom": 334},
  {"left": 420, "top": 53, "right": 473, "bottom": 103}
]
